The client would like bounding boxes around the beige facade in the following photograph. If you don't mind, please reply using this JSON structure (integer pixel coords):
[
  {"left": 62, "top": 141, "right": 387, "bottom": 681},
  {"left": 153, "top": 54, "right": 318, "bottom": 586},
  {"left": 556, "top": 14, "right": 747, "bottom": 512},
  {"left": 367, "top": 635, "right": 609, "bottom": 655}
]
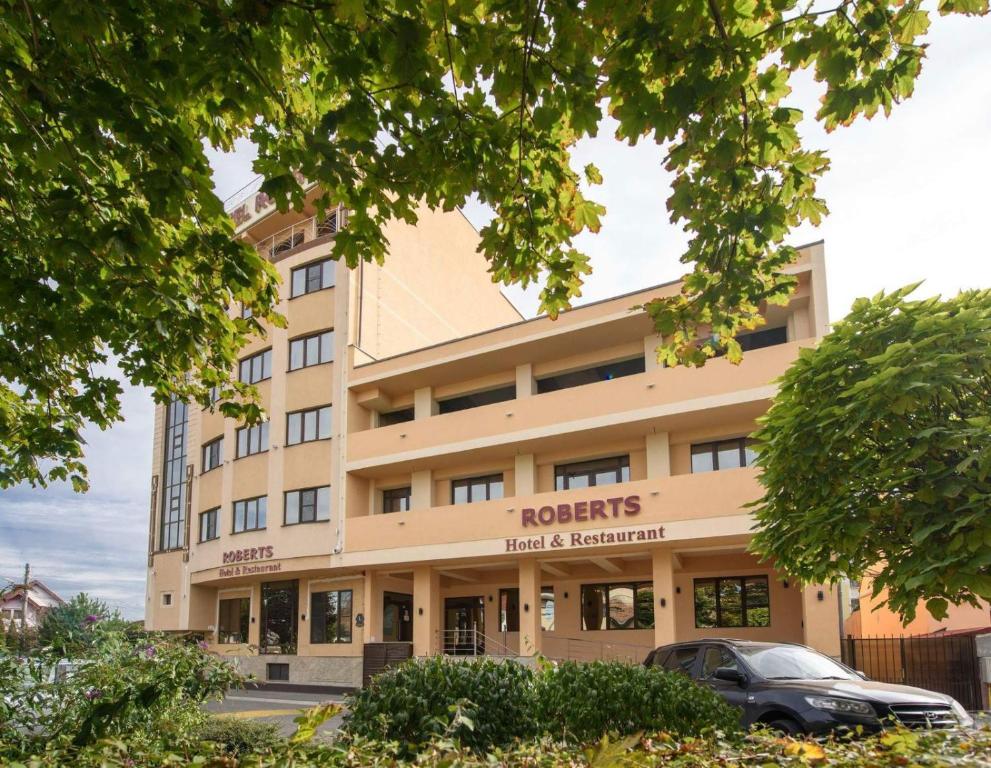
[{"left": 145, "top": 189, "right": 840, "bottom": 687}]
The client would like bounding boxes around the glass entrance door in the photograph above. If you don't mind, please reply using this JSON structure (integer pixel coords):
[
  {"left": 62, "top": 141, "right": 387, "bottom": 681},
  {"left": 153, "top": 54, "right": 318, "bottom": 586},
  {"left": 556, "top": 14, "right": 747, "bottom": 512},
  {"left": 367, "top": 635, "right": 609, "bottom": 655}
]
[
  {"left": 444, "top": 596, "right": 484, "bottom": 655},
  {"left": 382, "top": 591, "right": 413, "bottom": 642},
  {"left": 261, "top": 580, "right": 298, "bottom": 654}
]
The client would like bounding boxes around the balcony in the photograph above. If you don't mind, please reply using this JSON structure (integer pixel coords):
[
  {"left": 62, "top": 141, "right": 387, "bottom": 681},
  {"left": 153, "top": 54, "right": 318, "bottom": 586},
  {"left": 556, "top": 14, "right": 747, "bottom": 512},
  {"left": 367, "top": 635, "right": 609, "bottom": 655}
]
[
  {"left": 247, "top": 207, "right": 346, "bottom": 260},
  {"left": 343, "top": 468, "right": 762, "bottom": 562},
  {"left": 346, "top": 341, "right": 807, "bottom": 473}
]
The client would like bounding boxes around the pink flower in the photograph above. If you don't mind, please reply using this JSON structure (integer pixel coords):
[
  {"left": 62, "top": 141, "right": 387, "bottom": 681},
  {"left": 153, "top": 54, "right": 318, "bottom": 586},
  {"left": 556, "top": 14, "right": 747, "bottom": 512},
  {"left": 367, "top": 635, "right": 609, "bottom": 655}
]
[
  {"left": 198, "top": 640, "right": 210, "bottom": 651},
  {"left": 144, "top": 645, "right": 156, "bottom": 658},
  {"left": 85, "top": 688, "right": 101, "bottom": 701}
]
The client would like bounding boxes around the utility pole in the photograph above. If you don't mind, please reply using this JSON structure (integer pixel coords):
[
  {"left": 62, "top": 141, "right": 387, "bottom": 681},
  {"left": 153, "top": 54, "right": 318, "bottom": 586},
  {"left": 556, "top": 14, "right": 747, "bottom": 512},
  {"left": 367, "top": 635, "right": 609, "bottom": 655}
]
[{"left": 21, "top": 563, "right": 30, "bottom": 651}]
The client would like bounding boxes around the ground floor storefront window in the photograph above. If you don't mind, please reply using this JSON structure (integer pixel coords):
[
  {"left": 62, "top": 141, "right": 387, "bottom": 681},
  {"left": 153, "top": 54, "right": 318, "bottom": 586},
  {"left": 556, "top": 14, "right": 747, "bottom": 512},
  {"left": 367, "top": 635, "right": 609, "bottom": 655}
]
[
  {"left": 498, "top": 588, "right": 555, "bottom": 632},
  {"left": 693, "top": 576, "right": 770, "bottom": 628},
  {"left": 310, "top": 589, "right": 353, "bottom": 644},
  {"left": 261, "top": 580, "right": 298, "bottom": 654},
  {"left": 581, "top": 582, "right": 654, "bottom": 630},
  {"left": 218, "top": 597, "right": 249, "bottom": 643}
]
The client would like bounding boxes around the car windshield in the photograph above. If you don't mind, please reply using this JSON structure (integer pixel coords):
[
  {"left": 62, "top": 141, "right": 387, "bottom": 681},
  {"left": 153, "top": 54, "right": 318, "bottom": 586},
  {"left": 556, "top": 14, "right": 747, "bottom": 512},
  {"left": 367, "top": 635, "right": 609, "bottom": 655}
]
[{"left": 736, "top": 645, "right": 858, "bottom": 681}]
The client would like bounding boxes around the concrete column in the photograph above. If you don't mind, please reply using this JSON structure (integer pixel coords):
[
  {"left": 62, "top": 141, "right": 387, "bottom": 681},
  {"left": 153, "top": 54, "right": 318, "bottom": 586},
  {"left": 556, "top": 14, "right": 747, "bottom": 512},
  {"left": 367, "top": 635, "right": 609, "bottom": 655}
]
[
  {"left": 414, "top": 387, "right": 436, "bottom": 419},
  {"left": 515, "top": 363, "right": 536, "bottom": 397},
  {"left": 413, "top": 566, "right": 441, "bottom": 657},
  {"left": 644, "top": 336, "right": 661, "bottom": 371},
  {"left": 515, "top": 454, "right": 536, "bottom": 496},
  {"left": 411, "top": 470, "right": 433, "bottom": 510},
  {"left": 518, "top": 559, "right": 542, "bottom": 656},
  {"left": 363, "top": 571, "right": 383, "bottom": 644},
  {"left": 248, "top": 582, "right": 263, "bottom": 649},
  {"left": 801, "top": 583, "right": 841, "bottom": 659},
  {"left": 651, "top": 549, "right": 676, "bottom": 648},
  {"left": 645, "top": 432, "right": 671, "bottom": 479}
]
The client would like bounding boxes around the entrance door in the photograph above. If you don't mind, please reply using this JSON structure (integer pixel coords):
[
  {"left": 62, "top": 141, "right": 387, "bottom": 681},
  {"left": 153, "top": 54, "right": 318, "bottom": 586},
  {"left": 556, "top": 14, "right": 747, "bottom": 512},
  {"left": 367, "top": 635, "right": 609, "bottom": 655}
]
[
  {"left": 382, "top": 591, "right": 413, "bottom": 642},
  {"left": 444, "top": 596, "right": 485, "bottom": 655},
  {"left": 260, "top": 580, "right": 298, "bottom": 654}
]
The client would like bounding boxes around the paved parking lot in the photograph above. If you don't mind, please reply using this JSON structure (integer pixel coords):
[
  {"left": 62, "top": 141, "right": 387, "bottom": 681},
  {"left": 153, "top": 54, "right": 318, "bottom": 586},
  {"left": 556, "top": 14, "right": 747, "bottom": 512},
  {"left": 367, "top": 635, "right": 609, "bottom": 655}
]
[{"left": 205, "top": 688, "right": 347, "bottom": 738}]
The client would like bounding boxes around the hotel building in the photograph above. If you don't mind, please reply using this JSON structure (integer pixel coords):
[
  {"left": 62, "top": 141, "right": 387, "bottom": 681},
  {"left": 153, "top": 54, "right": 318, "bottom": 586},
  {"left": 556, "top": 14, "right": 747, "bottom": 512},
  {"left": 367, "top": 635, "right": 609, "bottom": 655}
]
[{"left": 145, "top": 185, "right": 840, "bottom": 688}]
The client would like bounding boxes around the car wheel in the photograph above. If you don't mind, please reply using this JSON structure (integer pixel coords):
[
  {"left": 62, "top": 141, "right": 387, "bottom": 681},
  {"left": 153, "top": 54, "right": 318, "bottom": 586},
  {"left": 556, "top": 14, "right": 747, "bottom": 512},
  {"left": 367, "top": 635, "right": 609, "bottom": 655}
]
[{"left": 767, "top": 718, "right": 803, "bottom": 736}]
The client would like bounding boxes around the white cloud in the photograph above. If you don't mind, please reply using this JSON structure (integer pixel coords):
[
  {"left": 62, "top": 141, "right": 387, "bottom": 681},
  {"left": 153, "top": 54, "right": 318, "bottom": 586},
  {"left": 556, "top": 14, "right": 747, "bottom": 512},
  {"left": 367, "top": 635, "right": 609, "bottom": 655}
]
[{"left": 1, "top": 12, "right": 988, "bottom": 619}]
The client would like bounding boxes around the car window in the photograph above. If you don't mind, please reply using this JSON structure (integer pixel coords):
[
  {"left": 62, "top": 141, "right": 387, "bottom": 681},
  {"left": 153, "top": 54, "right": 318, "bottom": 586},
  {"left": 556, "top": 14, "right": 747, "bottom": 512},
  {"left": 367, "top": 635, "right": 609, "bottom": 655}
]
[
  {"left": 700, "top": 646, "right": 739, "bottom": 679},
  {"left": 649, "top": 649, "right": 670, "bottom": 668},
  {"left": 662, "top": 646, "right": 699, "bottom": 675}
]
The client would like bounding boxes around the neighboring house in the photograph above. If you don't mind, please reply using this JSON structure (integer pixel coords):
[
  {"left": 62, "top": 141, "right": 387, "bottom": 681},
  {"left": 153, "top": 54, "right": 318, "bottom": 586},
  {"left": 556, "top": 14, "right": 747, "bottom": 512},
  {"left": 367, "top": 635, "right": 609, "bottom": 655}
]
[
  {"left": 0, "top": 579, "right": 65, "bottom": 630},
  {"left": 844, "top": 578, "right": 991, "bottom": 637}
]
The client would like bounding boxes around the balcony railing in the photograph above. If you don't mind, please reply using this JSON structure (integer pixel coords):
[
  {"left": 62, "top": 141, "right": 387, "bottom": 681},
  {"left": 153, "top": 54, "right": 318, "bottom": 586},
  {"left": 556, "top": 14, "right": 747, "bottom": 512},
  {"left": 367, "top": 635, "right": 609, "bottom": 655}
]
[{"left": 251, "top": 206, "right": 346, "bottom": 259}]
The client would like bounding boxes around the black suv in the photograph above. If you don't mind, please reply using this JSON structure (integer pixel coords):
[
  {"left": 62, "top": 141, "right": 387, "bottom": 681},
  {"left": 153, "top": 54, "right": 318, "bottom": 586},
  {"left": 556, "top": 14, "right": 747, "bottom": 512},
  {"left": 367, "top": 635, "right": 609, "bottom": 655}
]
[{"left": 645, "top": 639, "right": 972, "bottom": 735}]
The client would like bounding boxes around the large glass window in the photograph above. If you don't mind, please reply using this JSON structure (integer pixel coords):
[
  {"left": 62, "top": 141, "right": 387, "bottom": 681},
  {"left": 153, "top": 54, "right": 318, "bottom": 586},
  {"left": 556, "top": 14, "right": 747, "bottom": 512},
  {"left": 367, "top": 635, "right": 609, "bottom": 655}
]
[
  {"left": 581, "top": 582, "right": 655, "bottom": 630},
  {"left": 694, "top": 576, "right": 770, "bottom": 628},
  {"left": 202, "top": 437, "right": 223, "bottom": 472},
  {"left": 233, "top": 496, "right": 267, "bottom": 533},
  {"left": 690, "top": 438, "right": 758, "bottom": 473},
  {"left": 218, "top": 597, "right": 249, "bottom": 643},
  {"left": 310, "top": 589, "right": 353, "bottom": 644},
  {"left": 437, "top": 385, "right": 515, "bottom": 415},
  {"left": 555, "top": 455, "right": 630, "bottom": 491},
  {"left": 284, "top": 486, "right": 331, "bottom": 525},
  {"left": 291, "top": 258, "right": 335, "bottom": 298},
  {"left": 496, "top": 588, "right": 554, "bottom": 632},
  {"left": 451, "top": 473, "right": 504, "bottom": 504},
  {"left": 159, "top": 396, "right": 188, "bottom": 551},
  {"left": 536, "top": 357, "right": 645, "bottom": 394},
  {"left": 378, "top": 408, "right": 414, "bottom": 427},
  {"left": 236, "top": 422, "right": 269, "bottom": 458},
  {"left": 199, "top": 508, "right": 219, "bottom": 542},
  {"left": 238, "top": 349, "right": 272, "bottom": 384},
  {"left": 738, "top": 326, "right": 787, "bottom": 351},
  {"left": 289, "top": 330, "right": 334, "bottom": 371},
  {"left": 261, "top": 580, "right": 298, "bottom": 654},
  {"left": 382, "top": 487, "right": 411, "bottom": 513},
  {"left": 286, "top": 405, "right": 332, "bottom": 446}
]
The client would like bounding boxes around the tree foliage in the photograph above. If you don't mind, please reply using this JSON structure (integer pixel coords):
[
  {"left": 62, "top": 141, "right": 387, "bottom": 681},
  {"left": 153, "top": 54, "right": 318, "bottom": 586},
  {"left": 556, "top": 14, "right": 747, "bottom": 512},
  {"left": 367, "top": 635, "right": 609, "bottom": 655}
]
[
  {"left": 751, "top": 286, "right": 991, "bottom": 622},
  {"left": 37, "top": 592, "right": 129, "bottom": 657},
  {"left": 1, "top": 0, "right": 986, "bottom": 488}
]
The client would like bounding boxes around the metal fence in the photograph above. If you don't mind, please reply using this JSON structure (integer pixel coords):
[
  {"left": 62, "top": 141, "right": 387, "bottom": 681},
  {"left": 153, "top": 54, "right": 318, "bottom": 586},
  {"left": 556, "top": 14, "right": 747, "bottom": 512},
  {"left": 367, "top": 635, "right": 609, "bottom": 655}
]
[{"left": 841, "top": 634, "right": 983, "bottom": 710}]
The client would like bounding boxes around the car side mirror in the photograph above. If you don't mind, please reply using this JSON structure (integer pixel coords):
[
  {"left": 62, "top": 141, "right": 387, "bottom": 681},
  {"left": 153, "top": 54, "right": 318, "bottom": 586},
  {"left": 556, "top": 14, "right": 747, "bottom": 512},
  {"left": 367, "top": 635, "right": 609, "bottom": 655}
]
[{"left": 714, "top": 667, "right": 745, "bottom": 685}]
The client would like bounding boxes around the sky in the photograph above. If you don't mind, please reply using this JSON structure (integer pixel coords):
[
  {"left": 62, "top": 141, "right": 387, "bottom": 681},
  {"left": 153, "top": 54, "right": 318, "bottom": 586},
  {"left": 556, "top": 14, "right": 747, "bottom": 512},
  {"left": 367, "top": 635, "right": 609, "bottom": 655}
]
[{"left": 1, "top": 13, "right": 989, "bottom": 619}]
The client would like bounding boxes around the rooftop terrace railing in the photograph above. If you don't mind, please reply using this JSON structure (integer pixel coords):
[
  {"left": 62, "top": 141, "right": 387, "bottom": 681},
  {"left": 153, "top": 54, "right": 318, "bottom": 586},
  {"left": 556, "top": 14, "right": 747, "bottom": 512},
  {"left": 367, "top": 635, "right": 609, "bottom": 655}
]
[{"left": 249, "top": 206, "right": 346, "bottom": 259}]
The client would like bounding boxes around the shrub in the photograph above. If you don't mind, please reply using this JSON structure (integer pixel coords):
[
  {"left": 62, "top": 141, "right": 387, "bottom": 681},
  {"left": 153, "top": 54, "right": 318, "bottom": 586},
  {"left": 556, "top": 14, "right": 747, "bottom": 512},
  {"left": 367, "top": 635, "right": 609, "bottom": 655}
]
[
  {"left": 198, "top": 715, "right": 283, "bottom": 756},
  {"left": 37, "top": 592, "right": 132, "bottom": 658},
  {"left": 533, "top": 660, "right": 740, "bottom": 743},
  {"left": 343, "top": 656, "right": 537, "bottom": 753}
]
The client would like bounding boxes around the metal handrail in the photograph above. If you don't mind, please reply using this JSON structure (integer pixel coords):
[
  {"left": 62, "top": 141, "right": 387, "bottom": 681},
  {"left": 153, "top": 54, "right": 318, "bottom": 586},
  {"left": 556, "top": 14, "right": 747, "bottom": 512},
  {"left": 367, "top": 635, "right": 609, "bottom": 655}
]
[
  {"left": 250, "top": 206, "right": 346, "bottom": 259},
  {"left": 438, "top": 628, "right": 517, "bottom": 657}
]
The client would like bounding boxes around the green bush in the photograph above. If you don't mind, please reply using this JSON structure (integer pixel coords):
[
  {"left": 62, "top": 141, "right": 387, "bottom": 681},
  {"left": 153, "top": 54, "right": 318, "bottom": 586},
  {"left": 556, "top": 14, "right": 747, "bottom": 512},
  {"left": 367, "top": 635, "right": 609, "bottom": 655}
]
[
  {"left": 533, "top": 660, "right": 740, "bottom": 743},
  {"left": 343, "top": 656, "right": 537, "bottom": 753},
  {"left": 197, "top": 715, "right": 283, "bottom": 756}
]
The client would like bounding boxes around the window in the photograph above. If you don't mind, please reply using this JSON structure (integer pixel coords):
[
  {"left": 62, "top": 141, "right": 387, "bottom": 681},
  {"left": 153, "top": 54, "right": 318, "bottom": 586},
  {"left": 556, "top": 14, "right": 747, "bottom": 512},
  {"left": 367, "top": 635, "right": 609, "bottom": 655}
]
[
  {"left": 266, "top": 663, "right": 290, "bottom": 681},
  {"left": 690, "top": 438, "right": 758, "bottom": 473},
  {"left": 310, "top": 589, "right": 353, "bottom": 644},
  {"left": 451, "top": 473, "right": 504, "bottom": 504},
  {"left": 437, "top": 385, "right": 515, "bottom": 415},
  {"left": 233, "top": 496, "right": 267, "bottom": 533},
  {"left": 286, "top": 405, "right": 332, "bottom": 445},
  {"left": 662, "top": 646, "right": 700, "bottom": 674},
  {"left": 738, "top": 326, "right": 787, "bottom": 351},
  {"left": 581, "top": 582, "right": 655, "bottom": 630},
  {"left": 261, "top": 580, "right": 298, "bottom": 654},
  {"left": 218, "top": 597, "right": 249, "bottom": 643},
  {"left": 284, "top": 486, "right": 331, "bottom": 525},
  {"left": 700, "top": 646, "right": 740, "bottom": 679},
  {"left": 291, "top": 258, "right": 335, "bottom": 298},
  {"left": 240, "top": 303, "right": 253, "bottom": 319},
  {"left": 238, "top": 349, "right": 272, "bottom": 384},
  {"left": 379, "top": 408, "right": 414, "bottom": 427},
  {"left": 236, "top": 422, "right": 269, "bottom": 458},
  {"left": 555, "top": 455, "right": 630, "bottom": 491},
  {"left": 496, "top": 588, "right": 553, "bottom": 632},
  {"left": 382, "top": 487, "right": 411, "bottom": 514},
  {"left": 289, "top": 330, "right": 334, "bottom": 371},
  {"left": 199, "top": 508, "right": 219, "bottom": 542},
  {"left": 694, "top": 576, "right": 770, "bottom": 628},
  {"left": 536, "top": 357, "right": 645, "bottom": 394},
  {"left": 161, "top": 593, "right": 173, "bottom": 607},
  {"left": 159, "top": 396, "right": 188, "bottom": 551},
  {"left": 202, "top": 438, "right": 223, "bottom": 472},
  {"left": 207, "top": 385, "right": 220, "bottom": 405}
]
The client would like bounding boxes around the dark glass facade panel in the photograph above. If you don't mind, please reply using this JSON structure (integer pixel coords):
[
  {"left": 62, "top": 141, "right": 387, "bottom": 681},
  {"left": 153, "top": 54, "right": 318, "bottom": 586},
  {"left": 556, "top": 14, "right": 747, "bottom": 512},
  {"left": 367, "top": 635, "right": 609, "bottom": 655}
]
[
  {"left": 437, "top": 385, "right": 515, "bottom": 415},
  {"left": 451, "top": 473, "right": 504, "bottom": 504},
  {"left": 284, "top": 486, "right": 330, "bottom": 525},
  {"left": 379, "top": 408, "right": 415, "bottom": 427},
  {"left": 693, "top": 576, "right": 770, "bottom": 628},
  {"left": 555, "top": 455, "right": 630, "bottom": 491},
  {"left": 310, "top": 589, "right": 352, "bottom": 643},
  {"left": 218, "top": 597, "right": 249, "bottom": 643},
  {"left": 536, "top": 357, "right": 645, "bottom": 394},
  {"left": 691, "top": 438, "right": 758, "bottom": 473},
  {"left": 261, "top": 580, "right": 298, "bottom": 654},
  {"left": 159, "top": 397, "right": 188, "bottom": 551},
  {"left": 382, "top": 487, "right": 412, "bottom": 513}
]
